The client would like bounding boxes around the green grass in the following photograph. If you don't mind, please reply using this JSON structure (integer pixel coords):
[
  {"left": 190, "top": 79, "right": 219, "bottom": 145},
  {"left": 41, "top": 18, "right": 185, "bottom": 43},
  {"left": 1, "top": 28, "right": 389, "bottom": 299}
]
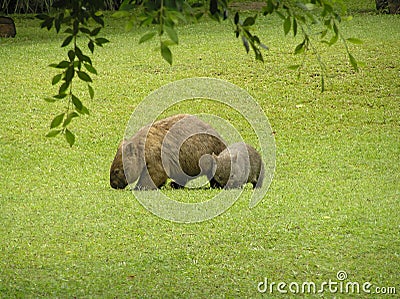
[{"left": 1, "top": 0, "right": 399, "bottom": 297}]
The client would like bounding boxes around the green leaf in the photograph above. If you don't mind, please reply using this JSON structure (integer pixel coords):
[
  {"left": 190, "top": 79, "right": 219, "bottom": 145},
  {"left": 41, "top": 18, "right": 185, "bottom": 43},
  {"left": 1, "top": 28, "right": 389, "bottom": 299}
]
[
  {"left": 333, "top": 22, "right": 339, "bottom": 35},
  {"left": 140, "top": 16, "right": 154, "bottom": 27},
  {"left": 79, "top": 54, "right": 92, "bottom": 65},
  {"left": 52, "top": 74, "right": 62, "bottom": 85},
  {"left": 264, "top": 0, "right": 275, "bottom": 15},
  {"left": 234, "top": 12, "right": 239, "bottom": 25},
  {"left": 95, "top": 38, "right": 109, "bottom": 46},
  {"left": 161, "top": 43, "right": 173, "bottom": 65},
  {"left": 68, "top": 50, "right": 75, "bottom": 62},
  {"left": 36, "top": 14, "right": 48, "bottom": 21},
  {"left": 46, "top": 129, "right": 62, "bottom": 137},
  {"left": 64, "top": 28, "right": 73, "bottom": 34},
  {"left": 347, "top": 38, "right": 363, "bottom": 45},
  {"left": 112, "top": 10, "right": 131, "bottom": 18},
  {"left": 88, "top": 84, "right": 94, "bottom": 99},
  {"left": 139, "top": 32, "right": 156, "bottom": 44},
  {"left": 91, "top": 27, "right": 102, "bottom": 37},
  {"left": 63, "top": 112, "right": 79, "bottom": 127},
  {"left": 79, "top": 27, "right": 91, "bottom": 35},
  {"left": 77, "top": 105, "right": 90, "bottom": 115},
  {"left": 61, "top": 35, "right": 73, "bottom": 47},
  {"left": 294, "top": 41, "right": 305, "bottom": 54},
  {"left": 44, "top": 97, "right": 57, "bottom": 103},
  {"left": 125, "top": 19, "right": 134, "bottom": 32},
  {"left": 288, "top": 64, "right": 301, "bottom": 70},
  {"left": 71, "top": 94, "right": 83, "bottom": 110},
  {"left": 293, "top": 18, "right": 298, "bottom": 37},
  {"left": 74, "top": 47, "right": 92, "bottom": 64},
  {"left": 329, "top": 33, "right": 338, "bottom": 45},
  {"left": 52, "top": 61, "right": 70, "bottom": 69},
  {"left": 55, "top": 13, "right": 63, "bottom": 33},
  {"left": 243, "top": 16, "right": 256, "bottom": 27},
  {"left": 284, "top": 16, "right": 291, "bottom": 36},
  {"left": 84, "top": 63, "right": 97, "bottom": 75},
  {"left": 348, "top": 53, "right": 359, "bottom": 72},
  {"left": 77, "top": 71, "right": 93, "bottom": 82},
  {"left": 65, "top": 129, "right": 75, "bottom": 147},
  {"left": 50, "top": 113, "right": 65, "bottom": 129},
  {"left": 88, "top": 40, "right": 95, "bottom": 54},
  {"left": 53, "top": 93, "right": 67, "bottom": 99},
  {"left": 165, "top": 26, "right": 179, "bottom": 44},
  {"left": 59, "top": 82, "right": 69, "bottom": 94},
  {"left": 304, "top": 3, "right": 315, "bottom": 10},
  {"left": 91, "top": 14, "right": 104, "bottom": 27},
  {"left": 65, "top": 66, "right": 75, "bottom": 83}
]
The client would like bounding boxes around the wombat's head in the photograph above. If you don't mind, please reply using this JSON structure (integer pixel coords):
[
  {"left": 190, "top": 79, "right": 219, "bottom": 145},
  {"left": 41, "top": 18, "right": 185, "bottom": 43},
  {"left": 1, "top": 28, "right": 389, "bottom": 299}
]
[
  {"left": 212, "top": 152, "right": 244, "bottom": 189},
  {"left": 110, "top": 140, "right": 143, "bottom": 189},
  {"left": 110, "top": 141, "right": 128, "bottom": 189}
]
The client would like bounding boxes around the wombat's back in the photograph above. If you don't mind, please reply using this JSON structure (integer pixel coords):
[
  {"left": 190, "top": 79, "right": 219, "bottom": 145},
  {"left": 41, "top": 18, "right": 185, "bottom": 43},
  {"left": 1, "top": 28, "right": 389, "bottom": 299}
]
[{"left": 158, "top": 115, "right": 227, "bottom": 183}]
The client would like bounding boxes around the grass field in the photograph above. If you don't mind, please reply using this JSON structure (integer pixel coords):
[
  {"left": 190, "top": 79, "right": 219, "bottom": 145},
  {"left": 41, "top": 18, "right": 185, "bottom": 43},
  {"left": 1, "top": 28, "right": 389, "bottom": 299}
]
[{"left": 0, "top": 0, "right": 399, "bottom": 297}]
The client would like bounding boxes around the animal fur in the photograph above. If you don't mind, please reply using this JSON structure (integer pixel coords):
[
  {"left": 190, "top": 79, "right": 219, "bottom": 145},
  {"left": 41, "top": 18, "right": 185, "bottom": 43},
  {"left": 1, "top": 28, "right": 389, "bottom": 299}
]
[
  {"left": 210, "top": 142, "right": 264, "bottom": 189},
  {"left": 110, "top": 114, "right": 227, "bottom": 190}
]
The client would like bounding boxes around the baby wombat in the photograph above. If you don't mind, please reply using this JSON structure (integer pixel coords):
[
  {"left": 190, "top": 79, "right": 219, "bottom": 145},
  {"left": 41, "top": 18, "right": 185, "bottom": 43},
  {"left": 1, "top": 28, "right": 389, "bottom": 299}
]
[
  {"left": 210, "top": 142, "right": 264, "bottom": 189},
  {"left": 110, "top": 114, "right": 227, "bottom": 190}
]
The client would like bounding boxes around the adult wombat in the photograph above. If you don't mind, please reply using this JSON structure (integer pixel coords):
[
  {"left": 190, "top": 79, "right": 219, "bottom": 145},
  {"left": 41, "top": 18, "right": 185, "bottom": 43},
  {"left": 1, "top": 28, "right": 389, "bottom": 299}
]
[
  {"left": 210, "top": 142, "right": 264, "bottom": 189},
  {"left": 0, "top": 17, "right": 16, "bottom": 38},
  {"left": 110, "top": 114, "right": 227, "bottom": 190}
]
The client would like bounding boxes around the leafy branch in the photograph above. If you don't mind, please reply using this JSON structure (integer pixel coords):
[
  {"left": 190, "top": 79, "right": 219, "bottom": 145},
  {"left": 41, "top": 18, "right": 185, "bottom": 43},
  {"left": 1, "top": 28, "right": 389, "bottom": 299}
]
[
  {"left": 116, "top": 0, "right": 361, "bottom": 91},
  {"left": 38, "top": 0, "right": 362, "bottom": 146},
  {"left": 36, "top": 0, "right": 109, "bottom": 146},
  {"left": 261, "top": 0, "right": 362, "bottom": 91}
]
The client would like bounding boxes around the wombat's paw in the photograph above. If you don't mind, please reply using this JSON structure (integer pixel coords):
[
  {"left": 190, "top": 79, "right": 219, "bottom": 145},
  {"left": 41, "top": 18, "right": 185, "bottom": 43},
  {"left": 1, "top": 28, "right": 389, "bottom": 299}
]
[
  {"left": 209, "top": 178, "right": 223, "bottom": 189},
  {"left": 224, "top": 183, "right": 243, "bottom": 190},
  {"left": 134, "top": 184, "right": 158, "bottom": 191},
  {"left": 170, "top": 181, "right": 185, "bottom": 189}
]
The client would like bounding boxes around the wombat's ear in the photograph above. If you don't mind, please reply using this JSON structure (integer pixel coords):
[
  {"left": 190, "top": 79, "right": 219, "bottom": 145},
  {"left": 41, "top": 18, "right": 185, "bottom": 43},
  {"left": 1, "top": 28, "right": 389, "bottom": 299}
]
[
  {"left": 212, "top": 152, "right": 218, "bottom": 159},
  {"left": 232, "top": 153, "right": 238, "bottom": 163},
  {"left": 123, "top": 140, "right": 134, "bottom": 156}
]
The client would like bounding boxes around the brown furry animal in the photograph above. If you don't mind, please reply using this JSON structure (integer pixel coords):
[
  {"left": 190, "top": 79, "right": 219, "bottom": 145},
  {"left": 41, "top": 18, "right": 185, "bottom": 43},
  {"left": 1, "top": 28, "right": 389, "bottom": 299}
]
[
  {"left": 209, "top": 142, "right": 264, "bottom": 189},
  {"left": 0, "top": 17, "right": 16, "bottom": 38},
  {"left": 110, "top": 114, "right": 227, "bottom": 190}
]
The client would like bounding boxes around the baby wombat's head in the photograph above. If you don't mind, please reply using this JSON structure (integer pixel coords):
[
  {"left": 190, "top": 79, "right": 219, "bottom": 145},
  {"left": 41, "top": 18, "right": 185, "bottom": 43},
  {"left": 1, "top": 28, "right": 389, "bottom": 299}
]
[
  {"left": 211, "top": 142, "right": 254, "bottom": 189},
  {"left": 110, "top": 141, "right": 128, "bottom": 189},
  {"left": 210, "top": 152, "right": 233, "bottom": 188}
]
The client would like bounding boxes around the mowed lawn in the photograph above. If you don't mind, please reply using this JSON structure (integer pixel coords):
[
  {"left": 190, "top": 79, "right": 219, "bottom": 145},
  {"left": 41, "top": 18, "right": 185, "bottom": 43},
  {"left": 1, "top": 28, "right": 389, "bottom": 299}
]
[{"left": 0, "top": 0, "right": 399, "bottom": 297}]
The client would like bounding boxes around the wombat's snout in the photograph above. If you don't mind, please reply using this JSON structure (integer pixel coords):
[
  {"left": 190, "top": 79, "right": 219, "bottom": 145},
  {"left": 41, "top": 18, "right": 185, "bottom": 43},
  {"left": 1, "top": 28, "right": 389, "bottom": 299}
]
[{"left": 110, "top": 168, "right": 128, "bottom": 189}]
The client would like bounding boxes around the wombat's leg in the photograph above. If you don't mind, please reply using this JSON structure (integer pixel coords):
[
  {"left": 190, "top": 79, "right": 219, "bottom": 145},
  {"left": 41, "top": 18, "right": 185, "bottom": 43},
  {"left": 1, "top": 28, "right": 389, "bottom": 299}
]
[
  {"left": 253, "top": 164, "right": 265, "bottom": 189},
  {"left": 209, "top": 177, "right": 223, "bottom": 189},
  {"left": 170, "top": 181, "right": 185, "bottom": 189},
  {"left": 134, "top": 167, "right": 166, "bottom": 190}
]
